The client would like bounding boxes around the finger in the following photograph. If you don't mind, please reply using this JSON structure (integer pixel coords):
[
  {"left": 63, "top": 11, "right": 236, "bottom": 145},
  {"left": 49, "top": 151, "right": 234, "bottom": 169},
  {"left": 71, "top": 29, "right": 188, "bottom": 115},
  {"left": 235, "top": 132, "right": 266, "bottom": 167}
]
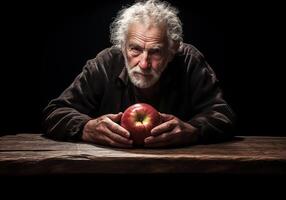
[
  {"left": 106, "top": 112, "right": 123, "bottom": 123},
  {"left": 83, "top": 119, "right": 132, "bottom": 147},
  {"left": 104, "top": 127, "right": 133, "bottom": 145},
  {"left": 144, "top": 135, "right": 176, "bottom": 148},
  {"left": 100, "top": 135, "right": 133, "bottom": 148},
  {"left": 106, "top": 117, "right": 130, "bottom": 138},
  {"left": 151, "top": 120, "right": 176, "bottom": 136},
  {"left": 159, "top": 113, "right": 175, "bottom": 123},
  {"left": 145, "top": 131, "right": 176, "bottom": 144}
]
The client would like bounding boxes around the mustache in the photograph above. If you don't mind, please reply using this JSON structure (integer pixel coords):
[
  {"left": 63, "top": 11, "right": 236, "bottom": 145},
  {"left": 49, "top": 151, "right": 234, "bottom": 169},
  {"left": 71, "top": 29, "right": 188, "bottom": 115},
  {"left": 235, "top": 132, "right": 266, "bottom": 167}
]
[{"left": 130, "top": 66, "right": 156, "bottom": 75}]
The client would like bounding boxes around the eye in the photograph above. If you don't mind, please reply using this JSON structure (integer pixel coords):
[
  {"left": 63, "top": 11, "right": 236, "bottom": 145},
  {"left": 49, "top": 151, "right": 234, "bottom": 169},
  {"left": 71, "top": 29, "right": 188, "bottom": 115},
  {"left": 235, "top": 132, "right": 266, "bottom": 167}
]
[
  {"left": 149, "top": 48, "right": 163, "bottom": 59},
  {"left": 129, "top": 47, "right": 142, "bottom": 56}
]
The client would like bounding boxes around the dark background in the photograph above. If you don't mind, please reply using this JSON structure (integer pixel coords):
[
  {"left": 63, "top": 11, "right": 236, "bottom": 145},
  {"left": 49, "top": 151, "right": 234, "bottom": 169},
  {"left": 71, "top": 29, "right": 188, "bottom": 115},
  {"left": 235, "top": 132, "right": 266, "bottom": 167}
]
[{"left": 1, "top": 0, "right": 285, "bottom": 136}]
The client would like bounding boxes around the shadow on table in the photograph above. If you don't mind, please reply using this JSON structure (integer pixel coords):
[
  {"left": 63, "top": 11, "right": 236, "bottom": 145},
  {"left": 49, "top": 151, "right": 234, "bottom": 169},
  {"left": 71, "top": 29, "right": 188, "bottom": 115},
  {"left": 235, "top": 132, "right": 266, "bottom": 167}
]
[{"left": 85, "top": 136, "right": 246, "bottom": 155}]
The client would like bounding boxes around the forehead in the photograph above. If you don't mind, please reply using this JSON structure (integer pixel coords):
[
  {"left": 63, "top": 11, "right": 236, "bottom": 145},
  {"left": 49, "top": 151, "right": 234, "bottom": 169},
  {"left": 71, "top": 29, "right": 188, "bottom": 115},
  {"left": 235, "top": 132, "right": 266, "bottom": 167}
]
[{"left": 126, "top": 22, "right": 167, "bottom": 46}]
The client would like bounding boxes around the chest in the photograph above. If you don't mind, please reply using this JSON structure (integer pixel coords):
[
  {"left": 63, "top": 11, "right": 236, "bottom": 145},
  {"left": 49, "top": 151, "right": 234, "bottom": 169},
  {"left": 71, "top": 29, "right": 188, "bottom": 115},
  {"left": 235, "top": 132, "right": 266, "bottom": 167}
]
[{"left": 98, "top": 82, "right": 191, "bottom": 121}]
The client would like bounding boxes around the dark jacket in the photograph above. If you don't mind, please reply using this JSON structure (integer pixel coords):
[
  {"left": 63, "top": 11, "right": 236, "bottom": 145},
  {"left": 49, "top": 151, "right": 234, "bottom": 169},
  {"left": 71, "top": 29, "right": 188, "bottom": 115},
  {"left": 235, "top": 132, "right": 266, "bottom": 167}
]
[{"left": 43, "top": 43, "right": 235, "bottom": 143}]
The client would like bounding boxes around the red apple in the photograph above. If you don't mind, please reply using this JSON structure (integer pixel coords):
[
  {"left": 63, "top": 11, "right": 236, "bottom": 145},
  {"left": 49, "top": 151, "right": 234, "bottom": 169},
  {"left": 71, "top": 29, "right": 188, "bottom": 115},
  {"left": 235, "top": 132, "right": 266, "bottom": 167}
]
[{"left": 121, "top": 103, "right": 161, "bottom": 146}]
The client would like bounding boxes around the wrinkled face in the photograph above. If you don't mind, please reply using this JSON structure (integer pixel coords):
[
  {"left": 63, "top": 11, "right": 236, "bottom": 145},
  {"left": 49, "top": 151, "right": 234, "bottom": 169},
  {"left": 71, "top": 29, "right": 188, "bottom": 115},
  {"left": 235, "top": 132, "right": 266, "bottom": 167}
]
[{"left": 123, "top": 22, "right": 170, "bottom": 89}]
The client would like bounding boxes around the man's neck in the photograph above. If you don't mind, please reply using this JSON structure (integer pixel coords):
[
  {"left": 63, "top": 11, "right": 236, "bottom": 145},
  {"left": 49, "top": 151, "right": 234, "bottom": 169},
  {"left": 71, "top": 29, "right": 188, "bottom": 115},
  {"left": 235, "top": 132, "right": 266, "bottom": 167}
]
[{"left": 134, "top": 82, "right": 160, "bottom": 100}]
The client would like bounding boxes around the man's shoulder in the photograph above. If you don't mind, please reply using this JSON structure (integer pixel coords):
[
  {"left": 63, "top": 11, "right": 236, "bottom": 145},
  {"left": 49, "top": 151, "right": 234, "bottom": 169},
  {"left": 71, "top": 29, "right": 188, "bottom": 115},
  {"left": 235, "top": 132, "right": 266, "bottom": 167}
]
[
  {"left": 89, "top": 46, "right": 123, "bottom": 63},
  {"left": 85, "top": 46, "right": 124, "bottom": 73},
  {"left": 178, "top": 43, "right": 205, "bottom": 58}
]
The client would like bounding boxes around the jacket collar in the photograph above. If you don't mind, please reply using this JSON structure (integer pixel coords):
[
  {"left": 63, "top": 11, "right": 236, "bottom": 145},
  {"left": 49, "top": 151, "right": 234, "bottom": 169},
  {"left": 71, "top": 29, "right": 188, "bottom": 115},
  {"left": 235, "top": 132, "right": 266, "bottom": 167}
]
[{"left": 118, "top": 66, "right": 129, "bottom": 86}]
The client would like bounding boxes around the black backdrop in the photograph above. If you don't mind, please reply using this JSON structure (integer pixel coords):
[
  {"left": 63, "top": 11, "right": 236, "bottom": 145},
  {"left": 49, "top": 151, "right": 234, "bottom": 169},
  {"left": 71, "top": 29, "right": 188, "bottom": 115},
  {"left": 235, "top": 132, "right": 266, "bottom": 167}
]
[{"left": 1, "top": 0, "right": 285, "bottom": 136}]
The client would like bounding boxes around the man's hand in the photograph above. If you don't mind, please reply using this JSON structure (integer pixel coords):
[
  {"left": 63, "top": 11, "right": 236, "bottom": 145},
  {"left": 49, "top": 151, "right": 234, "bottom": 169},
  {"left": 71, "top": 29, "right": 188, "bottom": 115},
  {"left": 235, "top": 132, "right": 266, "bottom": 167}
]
[
  {"left": 82, "top": 113, "right": 133, "bottom": 148},
  {"left": 144, "top": 113, "right": 199, "bottom": 148}
]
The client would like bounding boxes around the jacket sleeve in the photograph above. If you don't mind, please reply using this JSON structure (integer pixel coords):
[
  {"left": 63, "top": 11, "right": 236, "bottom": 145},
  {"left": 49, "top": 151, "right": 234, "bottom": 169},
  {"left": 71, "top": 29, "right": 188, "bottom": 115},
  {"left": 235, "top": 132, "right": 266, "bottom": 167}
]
[
  {"left": 187, "top": 52, "right": 236, "bottom": 143},
  {"left": 42, "top": 59, "right": 105, "bottom": 140}
]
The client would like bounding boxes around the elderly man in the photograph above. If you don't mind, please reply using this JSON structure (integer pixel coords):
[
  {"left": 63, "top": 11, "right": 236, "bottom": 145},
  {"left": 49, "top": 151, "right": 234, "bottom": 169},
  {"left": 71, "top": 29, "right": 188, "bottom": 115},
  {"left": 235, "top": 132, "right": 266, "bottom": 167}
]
[{"left": 43, "top": 0, "right": 235, "bottom": 148}]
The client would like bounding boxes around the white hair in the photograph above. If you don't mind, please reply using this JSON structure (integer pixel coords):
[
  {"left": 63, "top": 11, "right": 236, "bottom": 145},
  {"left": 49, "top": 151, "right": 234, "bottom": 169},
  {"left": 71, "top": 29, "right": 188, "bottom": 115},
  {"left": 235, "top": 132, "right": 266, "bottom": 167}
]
[{"left": 110, "top": 0, "right": 183, "bottom": 53}]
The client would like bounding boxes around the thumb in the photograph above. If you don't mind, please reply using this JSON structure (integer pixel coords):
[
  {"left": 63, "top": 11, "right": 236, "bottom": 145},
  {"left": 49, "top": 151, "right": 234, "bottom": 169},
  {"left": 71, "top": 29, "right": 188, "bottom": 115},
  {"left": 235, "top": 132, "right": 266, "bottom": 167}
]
[{"left": 107, "top": 112, "right": 123, "bottom": 123}]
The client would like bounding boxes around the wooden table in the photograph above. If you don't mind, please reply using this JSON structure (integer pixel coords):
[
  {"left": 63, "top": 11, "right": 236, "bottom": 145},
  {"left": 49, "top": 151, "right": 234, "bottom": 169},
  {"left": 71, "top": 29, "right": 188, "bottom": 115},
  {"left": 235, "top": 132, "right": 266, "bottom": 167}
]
[{"left": 0, "top": 133, "right": 285, "bottom": 175}]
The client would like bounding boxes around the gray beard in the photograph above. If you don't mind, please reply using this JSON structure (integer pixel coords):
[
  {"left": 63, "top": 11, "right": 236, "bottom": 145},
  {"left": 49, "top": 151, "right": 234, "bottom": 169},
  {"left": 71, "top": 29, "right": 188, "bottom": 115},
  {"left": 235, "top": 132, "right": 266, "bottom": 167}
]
[{"left": 124, "top": 57, "right": 167, "bottom": 89}]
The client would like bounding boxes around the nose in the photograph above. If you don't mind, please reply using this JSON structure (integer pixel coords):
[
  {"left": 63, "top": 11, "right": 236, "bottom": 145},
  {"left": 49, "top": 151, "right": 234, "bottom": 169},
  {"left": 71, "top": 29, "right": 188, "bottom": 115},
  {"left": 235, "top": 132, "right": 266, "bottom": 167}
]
[{"left": 138, "top": 51, "right": 150, "bottom": 70}]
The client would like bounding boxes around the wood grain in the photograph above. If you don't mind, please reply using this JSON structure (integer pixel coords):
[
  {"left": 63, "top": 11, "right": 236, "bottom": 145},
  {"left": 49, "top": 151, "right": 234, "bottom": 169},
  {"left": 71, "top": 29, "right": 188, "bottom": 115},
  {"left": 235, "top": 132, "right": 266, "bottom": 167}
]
[{"left": 0, "top": 133, "right": 285, "bottom": 175}]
